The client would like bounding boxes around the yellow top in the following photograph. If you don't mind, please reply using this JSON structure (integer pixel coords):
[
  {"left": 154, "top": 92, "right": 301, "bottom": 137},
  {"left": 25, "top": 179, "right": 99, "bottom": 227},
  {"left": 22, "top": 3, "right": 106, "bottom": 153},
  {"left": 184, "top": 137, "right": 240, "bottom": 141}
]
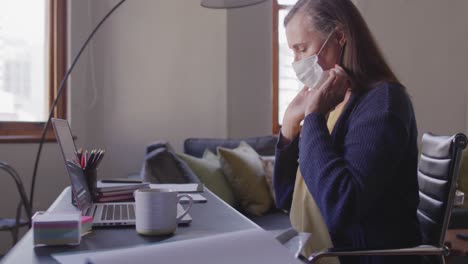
[{"left": 289, "top": 99, "right": 348, "bottom": 263}]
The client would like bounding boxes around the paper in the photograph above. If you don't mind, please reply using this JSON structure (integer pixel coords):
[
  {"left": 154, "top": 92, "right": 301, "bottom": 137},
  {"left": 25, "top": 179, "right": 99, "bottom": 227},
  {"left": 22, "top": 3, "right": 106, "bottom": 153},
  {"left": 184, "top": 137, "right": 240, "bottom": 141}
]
[
  {"left": 150, "top": 183, "right": 204, "bottom": 193},
  {"left": 96, "top": 181, "right": 149, "bottom": 192},
  {"left": 53, "top": 229, "right": 302, "bottom": 264}
]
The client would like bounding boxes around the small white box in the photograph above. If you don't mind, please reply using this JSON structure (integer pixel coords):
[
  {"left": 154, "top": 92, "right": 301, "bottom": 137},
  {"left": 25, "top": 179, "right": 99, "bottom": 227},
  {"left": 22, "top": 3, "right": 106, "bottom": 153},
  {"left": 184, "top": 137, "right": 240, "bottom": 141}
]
[
  {"left": 32, "top": 211, "right": 81, "bottom": 246},
  {"left": 454, "top": 190, "right": 465, "bottom": 207}
]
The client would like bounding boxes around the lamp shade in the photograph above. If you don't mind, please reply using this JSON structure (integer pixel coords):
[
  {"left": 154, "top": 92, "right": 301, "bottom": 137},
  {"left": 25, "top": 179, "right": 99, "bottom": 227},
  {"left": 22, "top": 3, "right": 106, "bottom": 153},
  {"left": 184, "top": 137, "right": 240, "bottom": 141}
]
[{"left": 201, "top": 0, "right": 267, "bottom": 9}]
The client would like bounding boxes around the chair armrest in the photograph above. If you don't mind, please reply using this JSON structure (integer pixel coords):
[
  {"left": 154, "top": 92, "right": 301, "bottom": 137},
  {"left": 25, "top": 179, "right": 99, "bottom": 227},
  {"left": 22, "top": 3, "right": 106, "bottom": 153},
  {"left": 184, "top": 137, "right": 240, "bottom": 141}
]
[{"left": 307, "top": 245, "right": 449, "bottom": 263}]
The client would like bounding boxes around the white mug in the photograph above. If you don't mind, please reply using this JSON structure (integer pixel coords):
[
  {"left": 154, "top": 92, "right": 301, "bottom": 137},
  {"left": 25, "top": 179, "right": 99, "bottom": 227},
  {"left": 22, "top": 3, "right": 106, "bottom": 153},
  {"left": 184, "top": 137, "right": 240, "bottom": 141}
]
[{"left": 134, "top": 188, "right": 193, "bottom": 236}]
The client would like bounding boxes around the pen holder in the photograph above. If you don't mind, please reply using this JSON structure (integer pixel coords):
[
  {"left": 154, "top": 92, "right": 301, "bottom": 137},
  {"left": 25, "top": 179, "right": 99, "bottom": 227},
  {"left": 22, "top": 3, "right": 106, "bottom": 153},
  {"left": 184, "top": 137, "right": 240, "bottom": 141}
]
[{"left": 84, "top": 168, "right": 98, "bottom": 201}]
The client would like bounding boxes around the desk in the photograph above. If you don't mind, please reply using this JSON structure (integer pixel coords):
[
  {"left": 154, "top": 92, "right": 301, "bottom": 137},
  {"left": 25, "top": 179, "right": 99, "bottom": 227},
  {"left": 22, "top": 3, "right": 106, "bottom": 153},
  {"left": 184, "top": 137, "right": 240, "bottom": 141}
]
[{"left": 2, "top": 187, "right": 260, "bottom": 264}]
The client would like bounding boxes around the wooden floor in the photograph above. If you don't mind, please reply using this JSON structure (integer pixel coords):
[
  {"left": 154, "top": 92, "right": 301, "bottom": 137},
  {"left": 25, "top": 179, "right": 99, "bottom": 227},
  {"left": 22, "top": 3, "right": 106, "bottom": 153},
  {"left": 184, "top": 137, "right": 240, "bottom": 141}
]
[{"left": 445, "top": 229, "right": 468, "bottom": 263}]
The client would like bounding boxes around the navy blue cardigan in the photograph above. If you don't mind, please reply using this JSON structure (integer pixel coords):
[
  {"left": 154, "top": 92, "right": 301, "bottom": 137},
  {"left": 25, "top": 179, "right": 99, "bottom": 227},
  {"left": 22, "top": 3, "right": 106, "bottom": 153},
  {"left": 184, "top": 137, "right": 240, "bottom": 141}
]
[{"left": 273, "top": 83, "right": 422, "bottom": 264}]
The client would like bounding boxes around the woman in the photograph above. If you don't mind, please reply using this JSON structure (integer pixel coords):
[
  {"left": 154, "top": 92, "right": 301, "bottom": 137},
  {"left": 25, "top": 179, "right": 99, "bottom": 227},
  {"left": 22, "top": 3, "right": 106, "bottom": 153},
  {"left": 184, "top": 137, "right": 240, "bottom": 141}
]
[{"left": 273, "top": 0, "right": 421, "bottom": 264}]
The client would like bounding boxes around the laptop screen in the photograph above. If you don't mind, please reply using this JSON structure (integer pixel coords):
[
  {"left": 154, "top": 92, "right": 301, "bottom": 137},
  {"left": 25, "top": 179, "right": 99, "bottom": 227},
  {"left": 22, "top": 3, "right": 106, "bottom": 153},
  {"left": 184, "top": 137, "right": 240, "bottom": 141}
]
[{"left": 52, "top": 118, "right": 92, "bottom": 211}]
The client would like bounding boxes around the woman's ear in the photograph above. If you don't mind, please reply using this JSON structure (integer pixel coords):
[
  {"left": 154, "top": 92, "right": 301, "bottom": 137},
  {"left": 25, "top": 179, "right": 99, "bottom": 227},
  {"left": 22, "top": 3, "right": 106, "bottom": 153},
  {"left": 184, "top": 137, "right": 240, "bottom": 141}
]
[{"left": 335, "top": 26, "right": 347, "bottom": 47}]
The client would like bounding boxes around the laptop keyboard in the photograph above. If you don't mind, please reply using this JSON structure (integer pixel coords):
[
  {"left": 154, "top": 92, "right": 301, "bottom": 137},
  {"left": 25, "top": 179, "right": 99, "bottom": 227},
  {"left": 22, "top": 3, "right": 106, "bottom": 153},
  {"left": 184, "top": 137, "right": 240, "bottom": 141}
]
[
  {"left": 82, "top": 204, "right": 134, "bottom": 221},
  {"left": 100, "top": 204, "right": 135, "bottom": 221},
  {"left": 83, "top": 203, "right": 190, "bottom": 224}
]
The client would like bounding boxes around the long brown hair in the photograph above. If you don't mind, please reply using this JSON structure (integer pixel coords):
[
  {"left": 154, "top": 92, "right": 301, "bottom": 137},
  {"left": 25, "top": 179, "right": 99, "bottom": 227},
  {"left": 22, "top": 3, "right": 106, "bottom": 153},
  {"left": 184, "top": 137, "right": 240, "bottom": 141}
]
[{"left": 285, "top": 0, "right": 400, "bottom": 91}]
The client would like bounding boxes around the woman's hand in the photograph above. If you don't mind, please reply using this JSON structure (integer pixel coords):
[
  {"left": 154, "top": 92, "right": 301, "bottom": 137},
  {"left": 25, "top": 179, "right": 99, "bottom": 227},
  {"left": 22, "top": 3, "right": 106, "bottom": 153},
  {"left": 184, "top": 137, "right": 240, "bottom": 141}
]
[
  {"left": 281, "top": 65, "right": 349, "bottom": 142},
  {"left": 304, "top": 65, "right": 349, "bottom": 116},
  {"left": 281, "top": 86, "right": 309, "bottom": 142}
]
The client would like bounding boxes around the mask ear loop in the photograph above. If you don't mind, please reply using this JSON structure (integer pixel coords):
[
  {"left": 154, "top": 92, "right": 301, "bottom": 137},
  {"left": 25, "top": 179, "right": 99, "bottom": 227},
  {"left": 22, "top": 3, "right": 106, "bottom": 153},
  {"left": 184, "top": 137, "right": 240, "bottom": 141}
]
[{"left": 317, "top": 30, "right": 335, "bottom": 56}]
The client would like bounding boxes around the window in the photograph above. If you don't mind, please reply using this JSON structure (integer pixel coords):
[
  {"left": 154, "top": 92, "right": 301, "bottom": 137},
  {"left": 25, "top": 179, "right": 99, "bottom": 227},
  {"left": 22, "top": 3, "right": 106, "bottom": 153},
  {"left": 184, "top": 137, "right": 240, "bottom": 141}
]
[
  {"left": 272, "top": 0, "right": 301, "bottom": 134},
  {"left": 0, "top": 0, "right": 67, "bottom": 142}
]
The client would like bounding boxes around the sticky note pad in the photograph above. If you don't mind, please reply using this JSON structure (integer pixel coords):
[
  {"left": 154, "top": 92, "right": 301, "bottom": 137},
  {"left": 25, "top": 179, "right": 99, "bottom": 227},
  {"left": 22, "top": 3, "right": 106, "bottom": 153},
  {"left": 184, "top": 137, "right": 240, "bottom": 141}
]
[
  {"left": 81, "top": 216, "right": 93, "bottom": 236},
  {"left": 33, "top": 212, "right": 81, "bottom": 246}
]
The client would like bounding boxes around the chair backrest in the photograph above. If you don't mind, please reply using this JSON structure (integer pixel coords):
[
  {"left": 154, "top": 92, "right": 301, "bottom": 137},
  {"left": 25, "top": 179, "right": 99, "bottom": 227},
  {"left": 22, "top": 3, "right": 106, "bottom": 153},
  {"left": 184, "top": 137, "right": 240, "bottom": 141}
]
[{"left": 417, "top": 132, "right": 467, "bottom": 246}]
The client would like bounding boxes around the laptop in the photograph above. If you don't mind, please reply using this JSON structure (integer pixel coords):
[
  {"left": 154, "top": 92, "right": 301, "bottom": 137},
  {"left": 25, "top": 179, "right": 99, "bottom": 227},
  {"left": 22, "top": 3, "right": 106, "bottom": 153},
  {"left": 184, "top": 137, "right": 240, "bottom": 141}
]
[{"left": 51, "top": 118, "right": 192, "bottom": 227}]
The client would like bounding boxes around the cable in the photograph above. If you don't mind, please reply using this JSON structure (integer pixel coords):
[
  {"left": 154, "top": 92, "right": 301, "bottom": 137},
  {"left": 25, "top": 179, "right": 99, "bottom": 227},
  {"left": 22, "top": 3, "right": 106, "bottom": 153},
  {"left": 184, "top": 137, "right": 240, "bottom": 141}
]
[
  {"left": 29, "top": 0, "right": 127, "bottom": 212},
  {"left": 0, "top": 161, "right": 32, "bottom": 227}
]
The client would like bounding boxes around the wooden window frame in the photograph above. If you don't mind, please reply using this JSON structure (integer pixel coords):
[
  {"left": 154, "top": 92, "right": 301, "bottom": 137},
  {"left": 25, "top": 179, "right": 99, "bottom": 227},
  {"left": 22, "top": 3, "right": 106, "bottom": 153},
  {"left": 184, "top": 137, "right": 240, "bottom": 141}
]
[
  {"left": 272, "top": 1, "right": 291, "bottom": 134},
  {"left": 0, "top": 0, "right": 67, "bottom": 143}
]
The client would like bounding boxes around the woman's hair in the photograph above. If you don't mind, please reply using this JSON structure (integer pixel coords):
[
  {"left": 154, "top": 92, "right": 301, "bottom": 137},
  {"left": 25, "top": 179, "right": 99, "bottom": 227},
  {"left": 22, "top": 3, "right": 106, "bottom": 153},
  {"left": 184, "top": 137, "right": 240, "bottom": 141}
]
[{"left": 285, "top": 0, "right": 400, "bottom": 91}]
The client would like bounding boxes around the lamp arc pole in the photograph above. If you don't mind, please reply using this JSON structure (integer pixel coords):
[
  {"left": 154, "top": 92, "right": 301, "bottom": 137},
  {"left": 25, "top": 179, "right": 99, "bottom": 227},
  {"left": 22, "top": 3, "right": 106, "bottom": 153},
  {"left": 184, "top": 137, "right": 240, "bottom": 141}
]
[{"left": 30, "top": 0, "right": 128, "bottom": 212}]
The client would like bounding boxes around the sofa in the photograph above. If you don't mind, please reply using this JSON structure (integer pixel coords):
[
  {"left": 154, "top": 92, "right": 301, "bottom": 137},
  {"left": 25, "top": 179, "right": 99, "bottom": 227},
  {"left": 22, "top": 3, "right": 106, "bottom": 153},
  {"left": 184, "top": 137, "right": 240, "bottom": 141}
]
[
  {"left": 180, "top": 135, "right": 468, "bottom": 231},
  {"left": 182, "top": 135, "right": 291, "bottom": 231}
]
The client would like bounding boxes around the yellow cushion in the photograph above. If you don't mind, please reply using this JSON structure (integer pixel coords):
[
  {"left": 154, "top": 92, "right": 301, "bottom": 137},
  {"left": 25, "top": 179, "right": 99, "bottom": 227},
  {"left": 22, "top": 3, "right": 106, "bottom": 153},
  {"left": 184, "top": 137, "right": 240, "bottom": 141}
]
[
  {"left": 202, "top": 149, "right": 219, "bottom": 162},
  {"left": 217, "top": 141, "right": 273, "bottom": 216}
]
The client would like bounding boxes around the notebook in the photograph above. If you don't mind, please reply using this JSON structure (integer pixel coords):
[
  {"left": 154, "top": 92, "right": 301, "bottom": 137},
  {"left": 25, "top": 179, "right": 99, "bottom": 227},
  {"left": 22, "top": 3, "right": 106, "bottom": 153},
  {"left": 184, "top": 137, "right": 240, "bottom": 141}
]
[{"left": 51, "top": 118, "right": 192, "bottom": 226}]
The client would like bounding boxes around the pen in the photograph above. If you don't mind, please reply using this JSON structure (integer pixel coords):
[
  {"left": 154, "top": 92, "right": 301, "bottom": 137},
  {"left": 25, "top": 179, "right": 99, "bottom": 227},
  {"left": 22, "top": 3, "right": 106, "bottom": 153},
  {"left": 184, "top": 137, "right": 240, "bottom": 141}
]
[
  {"left": 95, "top": 150, "right": 105, "bottom": 168},
  {"left": 88, "top": 150, "right": 96, "bottom": 169},
  {"left": 76, "top": 148, "right": 105, "bottom": 170},
  {"left": 80, "top": 154, "right": 85, "bottom": 169},
  {"left": 84, "top": 150, "right": 88, "bottom": 170}
]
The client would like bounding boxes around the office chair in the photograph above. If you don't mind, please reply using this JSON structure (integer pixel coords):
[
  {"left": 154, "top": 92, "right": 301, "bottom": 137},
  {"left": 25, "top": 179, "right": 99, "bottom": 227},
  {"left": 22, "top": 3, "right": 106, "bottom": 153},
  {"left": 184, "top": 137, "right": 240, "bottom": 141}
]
[
  {"left": 0, "top": 161, "right": 32, "bottom": 246},
  {"left": 277, "top": 132, "right": 467, "bottom": 264}
]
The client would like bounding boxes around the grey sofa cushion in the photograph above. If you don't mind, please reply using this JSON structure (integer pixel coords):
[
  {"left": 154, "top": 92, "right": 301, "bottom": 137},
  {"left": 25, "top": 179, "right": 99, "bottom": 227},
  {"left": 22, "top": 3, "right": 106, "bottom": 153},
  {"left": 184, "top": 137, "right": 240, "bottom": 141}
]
[
  {"left": 184, "top": 135, "right": 278, "bottom": 158},
  {"left": 141, "top": 141, "right": 200, "bottom": 184}
]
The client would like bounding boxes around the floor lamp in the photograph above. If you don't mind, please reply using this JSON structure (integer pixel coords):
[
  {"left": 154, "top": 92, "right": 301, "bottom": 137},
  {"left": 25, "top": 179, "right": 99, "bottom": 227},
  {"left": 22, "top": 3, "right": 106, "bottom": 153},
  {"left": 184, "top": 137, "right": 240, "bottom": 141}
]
[{"left": 202, "top": 0, "right": 268, "bottom": 9}]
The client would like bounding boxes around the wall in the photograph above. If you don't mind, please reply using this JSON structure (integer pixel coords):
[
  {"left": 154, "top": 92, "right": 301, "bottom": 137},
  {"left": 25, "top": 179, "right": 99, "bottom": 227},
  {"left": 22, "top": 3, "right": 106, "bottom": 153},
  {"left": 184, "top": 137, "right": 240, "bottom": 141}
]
[
  {"left": 226, "top": 1, "right": 273, "bottom": 138},
  {"left": 354, "top": 0, "right": 468, "bottom": 136},
  {"left": 84, "top": 0, "right": 228, "bottom": 179}
]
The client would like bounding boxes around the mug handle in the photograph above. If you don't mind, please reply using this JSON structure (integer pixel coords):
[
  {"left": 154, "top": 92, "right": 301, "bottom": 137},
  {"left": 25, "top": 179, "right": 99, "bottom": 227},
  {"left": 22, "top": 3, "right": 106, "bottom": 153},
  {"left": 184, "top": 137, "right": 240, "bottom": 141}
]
[{"left": 176, "top": 194, "right": 194, "bottom": 223}]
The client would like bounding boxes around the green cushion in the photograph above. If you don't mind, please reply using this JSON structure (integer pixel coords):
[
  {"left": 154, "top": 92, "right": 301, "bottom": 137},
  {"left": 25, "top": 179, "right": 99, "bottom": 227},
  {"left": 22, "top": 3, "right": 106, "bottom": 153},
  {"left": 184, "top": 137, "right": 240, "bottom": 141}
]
[
  {"left": 177, "top": 152, "right": 236, "bottom": 206},
  {"left": 217, "top": 141, "right": 273, "bottom": 216}
]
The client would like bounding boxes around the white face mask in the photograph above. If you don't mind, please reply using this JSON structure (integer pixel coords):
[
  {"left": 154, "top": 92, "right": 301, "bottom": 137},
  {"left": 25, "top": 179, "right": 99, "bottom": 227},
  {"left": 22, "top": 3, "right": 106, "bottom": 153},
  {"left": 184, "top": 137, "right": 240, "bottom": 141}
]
[{"left": 292, "top": 31, "right": 334, "bottom": 89}]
